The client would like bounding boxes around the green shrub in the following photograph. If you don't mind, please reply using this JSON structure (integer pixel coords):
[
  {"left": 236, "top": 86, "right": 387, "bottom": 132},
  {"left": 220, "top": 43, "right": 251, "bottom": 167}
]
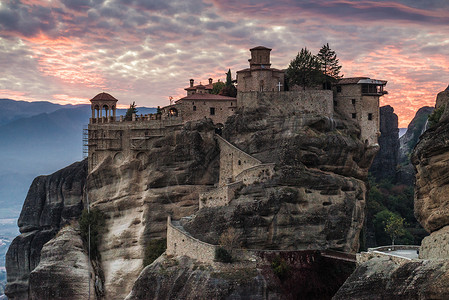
[
  {"left": 143, "top": 238, "right": 166, "bottom": 267},
  {"left": 271, "top": 256, "right": 290, "bottom": 281},
  {"left": 215, "top": 247, "right": 233, "bottom": 263},
  {"left": 79, "top": 208, "right": 106, "bottom": 260}
]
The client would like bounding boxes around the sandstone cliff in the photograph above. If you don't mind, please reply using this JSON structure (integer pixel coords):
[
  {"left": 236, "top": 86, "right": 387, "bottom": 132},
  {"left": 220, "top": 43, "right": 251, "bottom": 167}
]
[
  {"left": 7, "top": 95, "right": 378, "bottom": 299},
  {"left": 369, "top": 105, "right": 399, "bottom": 182},
  {"left": 86, "top": 120, "right": 219, "bottom": 299},
  {"left": 334, "top": 87, "right": 449, "bottom": 299},
  {"left": 5, "top": 160, "right": 87, "bottom": 299},
  {"left": 397, "top": 106, "right": 433, "bottom": 185}
]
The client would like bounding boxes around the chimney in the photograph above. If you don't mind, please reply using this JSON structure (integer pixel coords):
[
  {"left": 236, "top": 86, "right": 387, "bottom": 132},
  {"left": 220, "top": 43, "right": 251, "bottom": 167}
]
[
  {"left": 190, "top": 79, "right": 194, "bottom": 87},
  {"left": 208, "top": 78, "right": 213, "bottom": 85}
]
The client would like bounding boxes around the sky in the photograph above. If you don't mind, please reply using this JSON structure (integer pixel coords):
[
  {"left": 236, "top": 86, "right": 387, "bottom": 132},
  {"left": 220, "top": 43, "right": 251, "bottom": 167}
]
[{"left": 1, "top": 0, "right": 449, "bottom": 127}]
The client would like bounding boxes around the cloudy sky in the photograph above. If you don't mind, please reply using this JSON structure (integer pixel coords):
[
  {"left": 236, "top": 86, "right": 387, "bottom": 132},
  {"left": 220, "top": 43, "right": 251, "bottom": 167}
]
[{"left": 1, "top": 0, "right": 448, "bottom": 126}]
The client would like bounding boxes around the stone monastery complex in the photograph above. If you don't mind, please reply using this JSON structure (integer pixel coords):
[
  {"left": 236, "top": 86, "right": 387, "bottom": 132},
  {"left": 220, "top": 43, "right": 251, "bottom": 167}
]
[
  {"left": 88, "top": 46, "right": 387, "bottom": 173},
  {"left": 87, "top": 46, "right": 387, "bottom": 263}
]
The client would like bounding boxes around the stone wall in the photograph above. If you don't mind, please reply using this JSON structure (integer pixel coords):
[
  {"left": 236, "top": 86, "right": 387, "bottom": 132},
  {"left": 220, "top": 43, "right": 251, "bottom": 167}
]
[
  {"left": 88, "top": 117, "right": 183, "bottom": 172},
  {"left": 237, "top": 69, "right": 284, "bottom": 93},
  {"left": 217, "top": 135, "right": 261, "bottom": 186},
  {"left": 199, "top": 181, "right": 242, "bottom": 209},
  {"left": 357, "top": 245, "right": 419, "bottom": 264},
  {"left": 166, "top": 216, "right": 217, "bottom": 264},
  {"left": 234, "top": 163, "right": 275, "bottom": 185},
  {"left": 174, "top": 99, "right": 237, "bottom": 125},
  {"left": 237, "top": 90, "right": 334, "bottom": 118}
]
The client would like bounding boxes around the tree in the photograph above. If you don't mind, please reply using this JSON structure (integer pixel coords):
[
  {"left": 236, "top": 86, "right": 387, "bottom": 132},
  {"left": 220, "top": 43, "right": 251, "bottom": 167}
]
[
  {"left": 124, "top": 101, "right": 137, "bottom": 121},
  {"left": 286, "top": 48, "right": 322, "bottom": 90},
  {"left": 317, "top": 43, "right": 342, "bottom": 82},
  {"left": 225, "top": 69, "right": 232, "bottom": 86},
  {"left": 211, "top": 81, "right": 225, "bottom": 94},
  {"left": 220, "top": 69, "right": 237, "bottom": 97},
  {"left": 384, "top": 214, "right": 406, "bottom": 245}
]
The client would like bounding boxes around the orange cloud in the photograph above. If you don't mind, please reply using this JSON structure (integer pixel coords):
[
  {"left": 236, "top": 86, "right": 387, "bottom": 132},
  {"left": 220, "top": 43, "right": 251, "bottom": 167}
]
[
  {"left": 25, "top": 33, "right": 106, "bottom": 88},
  {"left": 342, "top": 45, "right": 448, "bottom": 127},
  {"left": 52, "top": 94, "right": 90, "bottom": 105}
]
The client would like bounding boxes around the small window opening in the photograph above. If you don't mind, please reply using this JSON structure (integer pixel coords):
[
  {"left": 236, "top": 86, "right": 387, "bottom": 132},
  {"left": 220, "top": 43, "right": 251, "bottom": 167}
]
[
  {"left": 238, "top": 160, "right": 241, "bottom": 165},
  {"left": 352, "top": 113, "right": 357, "bottom": 119},
  {"left": 210, "top": 107, "right": 215, "bottom": 115},
  {"left": 337, "top": 86, "right": 342, "bottom": 93},
  {"left": 351, "top": 99, "right": 356, "bottom": 105},
  {"left": 368, "top": 113, "right": 373, "bottom": 120}
]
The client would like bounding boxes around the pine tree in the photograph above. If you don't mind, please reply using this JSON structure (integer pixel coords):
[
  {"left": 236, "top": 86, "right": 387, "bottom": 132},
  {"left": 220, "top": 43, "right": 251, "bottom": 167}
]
[
  {"left": 225, "top": 69, "right": 232, "bottom": 86},
  {"left": 286, "top": 48, "right": 322, "bottom": 90},
  {"left": 317, "top": 43, "right": 342, "bottom": 82},
  {"left": 221, "top": 69, "right": 237, "bottom": 97}
]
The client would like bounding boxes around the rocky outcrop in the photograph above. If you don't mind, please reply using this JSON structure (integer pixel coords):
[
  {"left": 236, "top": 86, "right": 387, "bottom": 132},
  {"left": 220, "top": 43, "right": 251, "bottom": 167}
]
[
  {"left": 86, "top": 120, "right": 219, "bottom": 299},
  {"left": 183, "top": 100, "right": 375, "bottom": 253},
  {"left": 370, "top": 105, "right": 399, "bottom": 182},
  {"left": 333, "top": 256, "right": 449, "bottom": 300},
  {"left": 127, "top": 252, "right": 354, "bottom": 300},
  {"left": 28, "top": 224, "right": 95, "bottom": 300},
  {"left": 5, "top": 160, "right": 87, "bottom": 300},
  {"left": 398, "top": 106, "right": 433, "bottom": 185}
]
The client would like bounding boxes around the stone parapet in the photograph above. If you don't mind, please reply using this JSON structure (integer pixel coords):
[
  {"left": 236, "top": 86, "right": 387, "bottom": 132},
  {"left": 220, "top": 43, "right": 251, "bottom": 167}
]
[
  {"left": 235, "top": 163, "right": 275, "bottom": 185},
  {"left": 166, "top": 216, "right": 217, "bottom": 264}
]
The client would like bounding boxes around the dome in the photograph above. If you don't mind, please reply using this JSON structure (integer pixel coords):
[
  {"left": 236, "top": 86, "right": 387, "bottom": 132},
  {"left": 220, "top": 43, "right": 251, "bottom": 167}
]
[{"left": 90, "top": 92, "right": 118, "bottom": 102}]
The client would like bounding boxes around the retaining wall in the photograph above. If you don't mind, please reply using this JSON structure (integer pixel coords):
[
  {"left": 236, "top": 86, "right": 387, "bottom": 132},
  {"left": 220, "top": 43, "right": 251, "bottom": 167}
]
[
  {"left": 166, "top": 216, "right": 217, "bottom": 264},
  {"left": 235, "top": 163, "right": 275, "bottom": 185}
]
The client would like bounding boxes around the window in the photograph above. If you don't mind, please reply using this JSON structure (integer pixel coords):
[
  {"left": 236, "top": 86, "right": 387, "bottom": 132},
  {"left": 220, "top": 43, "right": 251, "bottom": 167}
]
[
  {"left": 193, "top": 106, "right": 196, "bottom": 111},
  {"left": 238, "top": 160, "right": 241, "bottom": 165},
  {"left": 337, "top": 86, "right": 342, "bottom": 93},
  {"left": 210, "top": 107, "right": 215, "bottom": 115},
  {"left": 334, "top": 100, "right": 338, "bottom": 107},
  {"left": 368, "top": 113, "right": 373, "bottom": 120},
  {"left": 351, "top": 99, "right": 356, "bottom": 105},
  {"left": 352, "top": 113, "right": 356, "bottom": 119}
]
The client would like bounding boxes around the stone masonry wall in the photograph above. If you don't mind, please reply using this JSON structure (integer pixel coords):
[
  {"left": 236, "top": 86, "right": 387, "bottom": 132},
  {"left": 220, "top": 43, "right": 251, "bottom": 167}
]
[
  {"left": 237, "top": 90, "right": 334, "bottom": 117},
  {"left": 235, "top": 163, "right": 275, "bottom": 185},
  {"left": 199, "top": 181, "right": 242, "bottom": 209},
  {"left": 176, "top": 99, "right": 237, "bottom": 125},
  {"left": 217, "top": 135, "right": 261, "bottom": 186},
  {"left": 88, "top": 117, "right": 183, "bottom": 172},
  {"left": 166, "top": 216, "right": 216, "bottom": 264}
]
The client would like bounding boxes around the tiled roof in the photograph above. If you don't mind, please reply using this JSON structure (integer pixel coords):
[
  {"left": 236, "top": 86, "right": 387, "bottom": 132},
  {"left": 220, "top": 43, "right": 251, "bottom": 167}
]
[
  {"left": 176, "top": 93, "right": 236, "bottom": 102},
  {"left": 91, "top": 92, "right": 118, "bottom": 102},
  {"left": 185, "top": 83, "right": 214, "bottom": 91},
  {"left": 337, "top": 77, "right": 370, "bottom": 85}
]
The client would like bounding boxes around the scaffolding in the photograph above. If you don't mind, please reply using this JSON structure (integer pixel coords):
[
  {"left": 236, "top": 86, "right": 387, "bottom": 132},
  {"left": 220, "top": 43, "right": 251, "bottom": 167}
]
[{"left": 83, "top": 126, "right": 89, "bottom": 159}]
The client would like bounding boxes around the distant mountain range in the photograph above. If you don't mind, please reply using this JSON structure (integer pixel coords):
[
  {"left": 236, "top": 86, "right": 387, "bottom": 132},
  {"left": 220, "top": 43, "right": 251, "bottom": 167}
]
[{"left": 0, "top": 99, "right": 156, "bottom": 219}]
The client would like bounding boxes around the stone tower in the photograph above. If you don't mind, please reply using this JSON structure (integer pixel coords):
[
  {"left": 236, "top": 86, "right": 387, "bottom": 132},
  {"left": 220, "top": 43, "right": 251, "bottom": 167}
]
[
  {"left": 334, "top": 77, "right": 387, "bottom": 146},
  {"left": 236, "top": 46, "right": 284, "bottom": 92}
]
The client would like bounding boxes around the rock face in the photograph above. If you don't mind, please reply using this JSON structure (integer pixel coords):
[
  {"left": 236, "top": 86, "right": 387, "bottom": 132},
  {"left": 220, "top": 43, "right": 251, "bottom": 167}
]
[
  {"left": 369, "top": 105, "right": 399, "bottom": 182},
  {"left": 5, "top": 160, "right": 87, "bottom": 300},
  {"left": 183, "top": 99, "right": 376, "bottom": 253},
  {"left": 126, "top": 253, "right": 355, "bottom": 300},
  {"left": 398, "top": 106, "right": 433, "bottom": 185},
  {"left": 28, "top": 224, "right": 95, "bottom": 300},
  {"left": 333, "top": 256, "right": 449, "bottom": 300},
  {"left": 86, "top": 120, "right": 219, "bottom": 299}
]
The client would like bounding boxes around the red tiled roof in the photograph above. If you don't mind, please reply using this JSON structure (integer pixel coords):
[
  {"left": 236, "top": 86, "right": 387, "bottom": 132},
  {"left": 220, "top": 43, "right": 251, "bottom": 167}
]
[
  {"left": 185, "top": 83, "right": 214, "bottom": 91},
  {"left": 176, "top": 93, "right": 236, "bottom": 102},
  {"left": 91, "top": 92, "right": 118, "bottom": 102}
]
